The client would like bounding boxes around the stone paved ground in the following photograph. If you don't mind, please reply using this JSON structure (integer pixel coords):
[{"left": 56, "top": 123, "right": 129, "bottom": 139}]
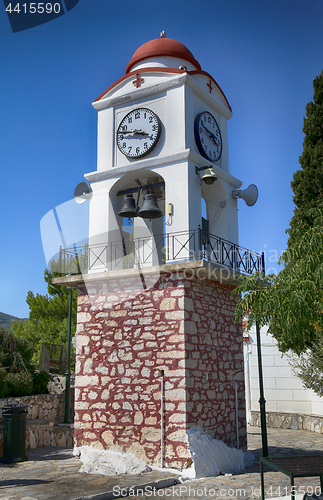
[
  {"left": 119, "top": 427, "right": 323, "bottom": 500},
  {"left": 133, "top": 427, "right": 323, "bottom": 500},
  {"left": 1, "top": 426, "right": 323, "bottom": 500}
]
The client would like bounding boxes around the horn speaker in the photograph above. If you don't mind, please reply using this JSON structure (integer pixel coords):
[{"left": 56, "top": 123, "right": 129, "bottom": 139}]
[
  {"left": 232, "top": 184, "right": 258, "bottom": 207},
  {"left": 74, "top": 182, "right": 92, "bottom": 204}
]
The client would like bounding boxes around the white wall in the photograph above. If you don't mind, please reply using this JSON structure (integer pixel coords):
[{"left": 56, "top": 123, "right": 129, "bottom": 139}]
[
  {"left": 87, "top": 69, "right": 242, "bottom": 254},
  {"left": 244, "top": 324, "right": 323, "bottom": 422}
]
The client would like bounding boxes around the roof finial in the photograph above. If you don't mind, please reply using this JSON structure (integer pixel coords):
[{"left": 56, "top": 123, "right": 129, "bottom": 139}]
[{"left": 160, "top": 31, "right": 166, "bottom": 38}]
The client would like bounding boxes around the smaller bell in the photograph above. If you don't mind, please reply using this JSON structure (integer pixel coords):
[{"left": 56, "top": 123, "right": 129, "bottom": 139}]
[
  {"left": 118, "top": 194, "right": 138, "bottom": 218},
  {"left": 138, "top": 192, "right": 163, "bottom": 220}
]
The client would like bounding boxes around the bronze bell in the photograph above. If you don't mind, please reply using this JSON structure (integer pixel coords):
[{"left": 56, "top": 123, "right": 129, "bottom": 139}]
[
  {"left": 118, "top": 193, "right": 138, "bottom": 218},
  {"left": 138, "top": 192, "right": 163, "bottom": 220}
]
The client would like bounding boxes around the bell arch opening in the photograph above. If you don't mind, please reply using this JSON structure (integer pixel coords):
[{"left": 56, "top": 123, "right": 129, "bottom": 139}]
[
  {"left": 109, "top": 170, "right": 165, "bottom": 269},
  {"left": 202, "top": 180, "right": 229, "bottom": 242}
]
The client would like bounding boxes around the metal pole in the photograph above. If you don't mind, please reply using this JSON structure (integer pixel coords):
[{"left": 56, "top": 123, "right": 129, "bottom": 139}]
[
  {"left": 256, "top": 320, "right": 268, "bottom": 457},
  {"left": 64, "top": 290, "right": 73, "bottom": 424},
  {"left": 198, "top": 225, "right": 202, "bottom": 260},
  {"left": 160, "top": 370, "right": 164, "bottom": 468},
  {"left": 261, "top": 252, "right": 265, "bottom": 273},
  {"left": 59, "top": 246, "right": 62, "bottom": 277},
  {"left": 234, "top": 380, "right": 239, "bottom": 449}
]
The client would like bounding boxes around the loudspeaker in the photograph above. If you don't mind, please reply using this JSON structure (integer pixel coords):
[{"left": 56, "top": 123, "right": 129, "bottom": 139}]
[
  {"left": 74, "top": 182, "right": 92, "bottom": 204},
  {"left": 232, "top": 184, "right": 258, "bottom": 207}
]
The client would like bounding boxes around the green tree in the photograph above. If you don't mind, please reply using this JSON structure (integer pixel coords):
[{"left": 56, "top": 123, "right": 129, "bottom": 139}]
[
  {"left": 12, "top": 270, "right": 77, "bottom": 365},
  {"left": 233, "top": 208, "right": 323, "bottom": 354},
  {"left": 233, "top": 71, "right": 323, "bottom": 394},
  {"left": 0, "top": 327, "right": 50, "bottom": 397},
  {"left": 289, "top": 71, "right": 323, "bottom": 243}
]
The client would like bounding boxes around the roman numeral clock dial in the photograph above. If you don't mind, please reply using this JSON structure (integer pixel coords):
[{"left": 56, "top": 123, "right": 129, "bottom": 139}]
[
  {"left": 194, "top": 111, "right": 222, "bottom": 162},
  {"left": 117, "top": 108, "right": 161, "bottom": 158}
]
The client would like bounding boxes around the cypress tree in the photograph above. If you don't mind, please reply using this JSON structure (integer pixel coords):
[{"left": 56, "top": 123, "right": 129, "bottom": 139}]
[{"left": 288, "top": 71, "right": 323, "bottom": 244}]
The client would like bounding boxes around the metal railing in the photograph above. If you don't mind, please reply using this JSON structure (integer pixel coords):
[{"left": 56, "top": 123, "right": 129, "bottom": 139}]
[
  {"left": 58, "top": 228, "right": 264, "bottom": 277},
  {"left": 201, "top": 230, "right": 265, "bottom": 276}
]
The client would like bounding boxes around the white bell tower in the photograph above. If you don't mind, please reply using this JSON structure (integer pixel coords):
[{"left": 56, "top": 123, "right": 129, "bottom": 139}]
[{"left": 85, "top": 34, "right": 242, "bottom": 271}]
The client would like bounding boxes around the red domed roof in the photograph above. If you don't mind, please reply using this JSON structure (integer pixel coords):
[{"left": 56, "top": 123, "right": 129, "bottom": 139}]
[{"left": 126, "top": 37, "right": 201, "bottom": 73}]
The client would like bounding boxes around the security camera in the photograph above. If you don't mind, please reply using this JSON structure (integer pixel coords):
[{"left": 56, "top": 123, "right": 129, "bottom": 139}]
[
  {"left": 201, "top": 168, "right": 217, "bottom": 185},
  {"left": 195, "top": 166, "right": 217, "bottom": 185}
]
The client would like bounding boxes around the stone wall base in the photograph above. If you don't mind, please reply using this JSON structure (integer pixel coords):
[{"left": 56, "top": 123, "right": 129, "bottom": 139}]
[
  {"left": 74, "top": 271, "right": 246, "bottom": 468},
  {"left": 0, "top": 394, "right": 68, "bottom": 424},
  {"left": 250, "top": 411, "right": 323, "bottom": 434},
  {"left": 0, "top": 420, "right": 74, "bottom": 456}
]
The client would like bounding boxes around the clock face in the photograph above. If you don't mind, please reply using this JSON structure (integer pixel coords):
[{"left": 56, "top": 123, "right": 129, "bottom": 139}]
[
  {"left": 194, "top": 111, "right": 222, "bottom": 162},
  {"left": 117, "top": 108, "right": 161, "bottom": 158}
]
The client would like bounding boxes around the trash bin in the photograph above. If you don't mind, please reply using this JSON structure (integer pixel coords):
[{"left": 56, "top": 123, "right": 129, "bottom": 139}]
[{"left": 1, "top": 404, "right": 28, "bottom": 463}]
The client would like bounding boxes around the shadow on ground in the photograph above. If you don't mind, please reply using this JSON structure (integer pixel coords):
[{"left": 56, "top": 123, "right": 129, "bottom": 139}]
[
  {"left": 238, "top": 430, "right": 323, "bottom": 475},
  {"left": 0, "top": 479, "right": 53, "bottom": 488}
]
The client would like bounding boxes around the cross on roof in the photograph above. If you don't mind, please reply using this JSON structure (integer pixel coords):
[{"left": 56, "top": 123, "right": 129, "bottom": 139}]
[
  {"left": 207, "top": 79, "right": 213, "bottom": 93},
  {"left": 132, "top": 74, "right": 144, "bottom": 88}
]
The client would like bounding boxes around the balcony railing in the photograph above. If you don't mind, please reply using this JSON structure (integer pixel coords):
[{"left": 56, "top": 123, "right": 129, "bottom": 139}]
[{"left": 58, "top": 228, "right": 264, "bottom": 277}]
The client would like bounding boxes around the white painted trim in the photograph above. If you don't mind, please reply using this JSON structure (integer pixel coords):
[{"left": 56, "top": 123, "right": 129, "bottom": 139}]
[
  {"left": 188, "top": 150, "right": 242, "bottom": 188},
  {"left": 52, "top": 259, "right": 244, "bottom": 288},
  {"left": 185, "top": 74, "right": 232, "bottom": 119},
  {"left": 85, "top": 150, "right": 191, "bottom": 182},
  {"left": 92, "top": 73, "right": 188, "bottom": 111},
  {"left": 84, "top": 148, "right": 242, "bottom": 188},
  {"left": 92, "top": 72, "right": 232, "bottom": 119}
]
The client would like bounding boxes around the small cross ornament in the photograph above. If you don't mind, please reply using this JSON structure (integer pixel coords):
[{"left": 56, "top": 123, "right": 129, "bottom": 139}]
[{"left": 132, "top": 74, "right": 144, "bottom": 88}]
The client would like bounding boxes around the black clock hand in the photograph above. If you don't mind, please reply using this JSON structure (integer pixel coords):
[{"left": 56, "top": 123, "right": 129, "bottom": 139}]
[
  {"left": 134, "top": 129, "right": 150, "bottom": 136},
  {"left": 209, "top": 133, "right": 219, "bottom": 147},
  {"left": 118, "top": 129, "right": 149, "bottom": 136},
  {"left": 201, "top": 123, "right": 219, "bottom": 147}
]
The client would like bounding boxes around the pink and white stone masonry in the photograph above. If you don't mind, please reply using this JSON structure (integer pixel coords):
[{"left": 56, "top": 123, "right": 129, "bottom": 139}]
[{"left": 74, "top": 271, "right": 246, "bottom": 469}]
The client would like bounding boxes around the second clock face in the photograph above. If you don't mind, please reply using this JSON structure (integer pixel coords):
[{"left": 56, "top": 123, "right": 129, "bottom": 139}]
[
  {"left": 117, "top": 108, "right": 161, "bottom": 158},
  {"left": 194, "top": 111, "right": 222, "bottom": 162}
]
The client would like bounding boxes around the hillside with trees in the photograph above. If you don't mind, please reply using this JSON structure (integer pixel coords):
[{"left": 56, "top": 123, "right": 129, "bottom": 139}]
[
  {"left": 11, "top": 269, "right": 77, "bottom": 365},
  {"left": 0, "top": 311, "right": 26, "bottom": 331}
]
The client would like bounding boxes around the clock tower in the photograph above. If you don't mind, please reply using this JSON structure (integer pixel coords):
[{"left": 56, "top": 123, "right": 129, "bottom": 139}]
[
  {"left": 54, "top": 34, "right": 263, "bottom": 471},
  {"left": 85, "top": 35, "right": 241, "bottom": 270}
]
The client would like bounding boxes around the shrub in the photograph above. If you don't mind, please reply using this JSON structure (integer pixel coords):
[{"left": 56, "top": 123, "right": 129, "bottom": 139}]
[
  {"left": 5, "top": 372, "right": 34, "bottom": 397},
  {"left": 33, "top": 370, "right": 51, "bottom": 395},
  {"left": 0, "top": 366, "right": 7, "bottom": 398},
  {"left": 0, "top": 328, "right": 51, "bottom": 398},
  {"left": 0, "top": 328, "right": 35, "bottom": 372}
]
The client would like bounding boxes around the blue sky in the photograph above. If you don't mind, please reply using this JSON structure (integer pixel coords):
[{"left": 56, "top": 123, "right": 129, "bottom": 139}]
[{"left": 1, "top": 0, "right": 323, "bottom": 318}]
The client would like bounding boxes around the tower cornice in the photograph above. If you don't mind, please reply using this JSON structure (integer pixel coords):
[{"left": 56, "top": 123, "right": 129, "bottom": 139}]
[
  {"left": 93, "top": 68, "right": 231, "bottom": 115},
  {"left": 84, "top": 148, "right": 241, "bottom": 189}
]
